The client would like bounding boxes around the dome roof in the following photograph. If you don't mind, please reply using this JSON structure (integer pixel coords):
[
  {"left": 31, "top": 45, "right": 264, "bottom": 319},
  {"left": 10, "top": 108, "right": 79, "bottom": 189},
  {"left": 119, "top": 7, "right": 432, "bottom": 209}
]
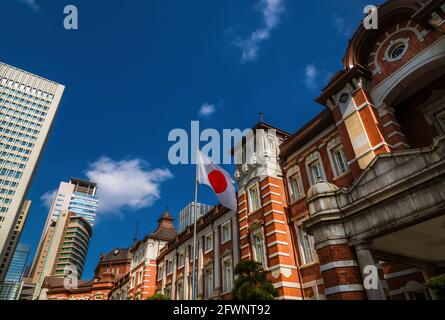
[{"left": 307, "top": 179, "right": 339, "bottom": 198}]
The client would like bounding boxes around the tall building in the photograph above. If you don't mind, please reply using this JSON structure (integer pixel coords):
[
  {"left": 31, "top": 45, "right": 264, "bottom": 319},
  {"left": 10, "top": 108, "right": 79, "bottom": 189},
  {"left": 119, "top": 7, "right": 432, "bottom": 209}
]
[
  {"left": 45, "top": 178, "right": 99, "bottom": 228},
  {"left": 178, "top": 202, "right": 213, "bottom": 234},
  {"left": 30, "top": 178, "right": 98, "bottom": 289},
  {"left": 31, "top": 211, "right": 92, "bottom": 299},
  {"left": 0, "top": 62, "right": 65, "bottom": 281},
  {"left": 0, "top": 200, "right": 31, "bottom": 280},
  {"left": 0, "top": 243, "right": 30, "bottom": 300}
]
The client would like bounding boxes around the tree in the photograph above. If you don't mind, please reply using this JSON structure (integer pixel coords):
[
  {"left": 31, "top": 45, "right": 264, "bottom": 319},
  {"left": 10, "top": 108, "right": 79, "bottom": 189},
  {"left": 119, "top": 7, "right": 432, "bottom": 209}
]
[
  {"left": 426, "top": 273, "right": 445, "bottom": 298},
  {"left": 231, "top": 260, "right": 279, "bottom": 300},
  {"left": 146, "top": 293, "right": 170, "bottom": 300}
]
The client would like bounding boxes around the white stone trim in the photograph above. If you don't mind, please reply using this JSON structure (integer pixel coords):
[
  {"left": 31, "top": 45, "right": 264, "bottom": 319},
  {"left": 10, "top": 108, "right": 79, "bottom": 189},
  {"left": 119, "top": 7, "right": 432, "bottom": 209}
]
[
  {"left": 384, "top": 268, "right": 418, "bottom": 280},
  {"left": 268, "top": 252, "right": 290, "bottom": 259},
  {"left": 324, "top": 284, "right": 364, "bottom": 296},
  {"left": 267, "top": 241, "right": 289, "bottom": 248},
  {"left": 320, "top": 260, "right": 358, "bottom": 273},
  {"left": 273, "top": 281, "right": 302, "bottom": 289},
  {"left": 264, "top": 219, "right": 286, "bottom": 227},
  {"left": 264, "top": 209, "right": 284, "bottom": 217},
  {"left": 266, "top": 230, "right": 287, "bottom": 237}
]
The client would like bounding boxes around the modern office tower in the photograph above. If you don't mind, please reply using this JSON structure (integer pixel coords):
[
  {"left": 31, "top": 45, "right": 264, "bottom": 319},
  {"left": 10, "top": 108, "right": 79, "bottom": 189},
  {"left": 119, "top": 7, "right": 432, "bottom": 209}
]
[
  {"left": 0, "top": 243, "right": 30, "bottom": 300},
  {"left": 45, "top": 178, "right": 99, "bottom": 227},
  {"left": 178, "top": 202, "right": 213, "bottom": 234},
  {"left": 0, "top": 62, "right": 65, "bottom": 281},
  {"left": 0, "top": 200, "right": 31, "bottom": 278},
  {"left": 32, "top": 211, "right": 92, "bottom": 299}
]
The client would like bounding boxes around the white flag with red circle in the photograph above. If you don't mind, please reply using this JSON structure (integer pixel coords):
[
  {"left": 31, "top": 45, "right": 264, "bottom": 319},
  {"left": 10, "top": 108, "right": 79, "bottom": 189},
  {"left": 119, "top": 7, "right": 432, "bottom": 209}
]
[{"left": 197, "top": 150, "right": 237, "bottom": 212}]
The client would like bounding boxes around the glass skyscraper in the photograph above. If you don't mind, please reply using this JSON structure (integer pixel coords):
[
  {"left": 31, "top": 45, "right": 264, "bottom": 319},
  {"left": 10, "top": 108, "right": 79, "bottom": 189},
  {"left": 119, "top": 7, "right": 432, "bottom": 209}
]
[{"left": 0, "top": 243, "right": 30, "bottom": 300}]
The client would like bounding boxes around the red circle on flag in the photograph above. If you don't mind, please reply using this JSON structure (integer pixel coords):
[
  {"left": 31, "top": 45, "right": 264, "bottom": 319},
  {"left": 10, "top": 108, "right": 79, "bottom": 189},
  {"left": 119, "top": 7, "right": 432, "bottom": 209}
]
[{"left": 208, "top": 170, "right": 227, "bottom": 194}]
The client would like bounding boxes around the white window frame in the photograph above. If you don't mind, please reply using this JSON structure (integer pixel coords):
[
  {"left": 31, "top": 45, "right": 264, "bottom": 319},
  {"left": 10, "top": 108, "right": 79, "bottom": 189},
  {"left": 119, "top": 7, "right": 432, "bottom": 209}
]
[
  {"left": 327, "top": 138, "right": 349, "bottom": 177},
  {"left": 306, "top": 151, "right": 326, "bottom": 185},
  {"left": 178, "top": 251, "right": 185, "bottom": 268},
  {"left": 166, "top": 258, "right": 173, "bottom": 275},
  {"left": 294, "top": 223, "right": 317, "bottom": 265},
  {"left": 205, "top": 265, "right": 214, "bottom": 299},
  {"left": 247, "top": 182, "right": 261, "bottom": 213},
  {"left": 251, "top": 228, "right": 267, "bottom": 269},
  {"left": 221, "top": 255, "right": 233, "bottom": 293},
  {"left": 176, "top": 279, "right": 184, "bottom": 300},
  {"left": 287, "top": 165, "right": 304, "bottom": 202},
  {"left": 437, "top": 110, "right": 445, "bottom": 133},
  {"left": 204, "top": 232, "right": 213, "bottom": 253},
  {"left": 221, "top": 220, "right": 232, "bottom": 244}
]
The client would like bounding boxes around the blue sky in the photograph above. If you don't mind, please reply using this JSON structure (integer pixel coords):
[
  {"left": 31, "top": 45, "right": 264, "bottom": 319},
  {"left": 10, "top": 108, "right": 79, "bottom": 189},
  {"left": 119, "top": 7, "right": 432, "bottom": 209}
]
[{"left": 0, "top": 0, "right": 382, "bottom": 279}]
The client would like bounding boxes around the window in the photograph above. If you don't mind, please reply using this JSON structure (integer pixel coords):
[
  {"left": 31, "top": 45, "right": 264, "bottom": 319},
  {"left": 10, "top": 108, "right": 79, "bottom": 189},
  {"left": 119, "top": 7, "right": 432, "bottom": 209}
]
[
  {"left": 252, "top": 231, "right": 267, "bottom": 269},
  {"left": 248, "top": 184, "right": 261, "bottom": 212},
  {"left": 221, "top": 221, "right": 231, "bottom": 243},
  {"left": 437, "top": 111, "right": 445, "bottom": 133},
  {"left": 178, "top": 251, "right": 185, "bottom": 268},
  {"left": 288, "top": 170, "right": 303, "bottom": 202},
  {"left": 164, "top": 286, "right": 172, "bottom": 299},
  {"left": 205, "top": 267, "right": 213, "bottom": 299},
  {"left": 308, "top": 160, "right": 325, "bottom": 185},
  {"left": 222, "top": 256, "right": 233, "bottom": 293},
  {"left": 331, "top": 145, "right": 348, "bottom": 176},
  {"left": 166, "top": 258, "right": 173, "bottom": 274},
  {"left": 295, "top": 224, "right": 316, "bottom": 265},
  {"left": 176, "top": 279, "right": 184, "bottom": 300},
  {"left": 204, "top": 232, "right": 213, "bottom": 253}
]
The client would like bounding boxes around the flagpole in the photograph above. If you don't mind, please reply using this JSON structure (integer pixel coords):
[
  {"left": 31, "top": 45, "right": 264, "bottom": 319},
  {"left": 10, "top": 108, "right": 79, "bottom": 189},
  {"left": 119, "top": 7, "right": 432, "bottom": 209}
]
[{"left": 191, "top": 151, "right": 199, "bottom": 300}]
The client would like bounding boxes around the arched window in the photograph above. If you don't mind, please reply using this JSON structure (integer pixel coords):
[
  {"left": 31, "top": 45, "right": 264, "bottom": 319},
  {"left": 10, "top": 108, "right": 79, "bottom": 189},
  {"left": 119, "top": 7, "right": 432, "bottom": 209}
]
[
  {"left": 327, "top": 137, "right": 349, "bottom": 177},
  {"left": 306, "top": 151, "right": 326, "bottom": 185},
  {"left": 287, "top": 165, "right": 304, "bottom": 202}
]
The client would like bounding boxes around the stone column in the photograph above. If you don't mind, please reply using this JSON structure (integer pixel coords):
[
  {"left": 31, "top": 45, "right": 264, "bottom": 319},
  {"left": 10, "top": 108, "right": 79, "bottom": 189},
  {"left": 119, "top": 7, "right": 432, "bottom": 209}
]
[
  {"left": 305, "top": 180, "right": 366, "bottom": 300},
  {"left": 214, "top": 227, "right": 221, "bottom": 296},
  {"left": 354, "top": 242, "right": 386, "bottom": 300}
]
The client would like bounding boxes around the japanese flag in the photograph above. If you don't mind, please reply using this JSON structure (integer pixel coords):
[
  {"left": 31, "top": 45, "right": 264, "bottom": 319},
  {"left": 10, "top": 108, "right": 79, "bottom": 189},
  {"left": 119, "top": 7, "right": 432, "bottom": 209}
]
[{"left": 197, "top": 150, "right": 237, "bottom": 212}]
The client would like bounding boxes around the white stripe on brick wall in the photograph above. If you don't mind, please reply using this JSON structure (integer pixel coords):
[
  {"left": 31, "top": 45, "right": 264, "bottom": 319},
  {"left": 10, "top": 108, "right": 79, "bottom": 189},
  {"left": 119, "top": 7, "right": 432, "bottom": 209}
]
[
  {"left": 263, "top": 200, "right": 283, "bottom": 207},
  {"left": 268, "top": 252, "right": 290, "bottom": 259},
  {"left": 264, "top": 209, "right": 284, "bottom": 217},
  {"left": 273, "top": 281, "right": 301, "bottom": 289},
  {"left": 262, "top": 192, "right": 281, "bottom": 199},
  {"left": 320, "top": 260, "right": 358, "bottom": 273},
  {"left": 266, "top": 230, "right": 287, "bottom": 237},
  {"left": 238, "top": 208, "right": 247, "bottom": 214},
  {"left": 267, "top": 241, "right": 289, "bottom": 248},
  {"left": 384, "top": 268, "right": 419, "bottom": 280},
  {"left": 275, "top": 296, "right": 303, "bottom": 300},
  {"left": 241, "top": 254, "right": 251, "bottom": 260},
  {"left": 324, "top": 284, "right": 364, "bottom": 296},
  {"left": 240, "top": 243, "right": 250, "bottom": 250},
  {"left": 264, "top": 219, "right": 286, "bottom": 227}
]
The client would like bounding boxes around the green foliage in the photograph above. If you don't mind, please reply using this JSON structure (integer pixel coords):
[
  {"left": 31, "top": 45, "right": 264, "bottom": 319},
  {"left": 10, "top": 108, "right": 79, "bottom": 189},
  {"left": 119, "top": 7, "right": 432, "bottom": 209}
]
[
  {"left": 146, "top": 293, "right": 170, "bottom": 300},
  {"left": 427, "top": 274, "right": 445, "bottom": 292},
  {"left": 231, "top": 260, "right": 279, "bottom": 300}
]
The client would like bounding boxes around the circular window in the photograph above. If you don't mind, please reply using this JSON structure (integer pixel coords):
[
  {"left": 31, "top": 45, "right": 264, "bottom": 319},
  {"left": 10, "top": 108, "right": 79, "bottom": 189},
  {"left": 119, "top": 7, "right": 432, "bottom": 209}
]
[
  {"left": 390, "top": 43, "right": 407, "bottom": 59},
  {"left": 385, "top": 39, "right": 409, "bottom": 63}
]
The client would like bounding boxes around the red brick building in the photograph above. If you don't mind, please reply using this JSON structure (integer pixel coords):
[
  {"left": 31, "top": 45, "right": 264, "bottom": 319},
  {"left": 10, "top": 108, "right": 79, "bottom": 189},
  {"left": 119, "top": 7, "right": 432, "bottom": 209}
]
[
  {"left": 232, "top": 0, "right": 445, "bottom": 300},
  {"left": 42, "top": 248, "right": 131, "bottom": 300},
  {"left": 127, "top": 210, "right": 177, "bottom": 300}
]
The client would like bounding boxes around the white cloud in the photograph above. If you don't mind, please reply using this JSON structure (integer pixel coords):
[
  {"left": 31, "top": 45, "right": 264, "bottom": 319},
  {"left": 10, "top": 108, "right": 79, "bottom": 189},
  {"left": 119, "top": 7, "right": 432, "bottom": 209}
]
[
  {"left": 85, "top": 157, "right": 173, "bottom": 215},
  {"left": 304, "top": 64, "right": 320, "bottom": 91},
  {"left": 332, "top": 13, "right": 352, "bottom": 37},
  {"left": 20, "top": 0, "right": 39, "bottom": 11},
  {"left": 235, "top": 0, "right": 285, "bottom": 63},
  {"left": 198, "top": 103, "right": 216, "bottom": 117},
  {"left": 40, "top": 157, "right": 173, "bottom": 217},
  {"left": 40, "top": 189, "right": 56, "bottom": 208}
]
